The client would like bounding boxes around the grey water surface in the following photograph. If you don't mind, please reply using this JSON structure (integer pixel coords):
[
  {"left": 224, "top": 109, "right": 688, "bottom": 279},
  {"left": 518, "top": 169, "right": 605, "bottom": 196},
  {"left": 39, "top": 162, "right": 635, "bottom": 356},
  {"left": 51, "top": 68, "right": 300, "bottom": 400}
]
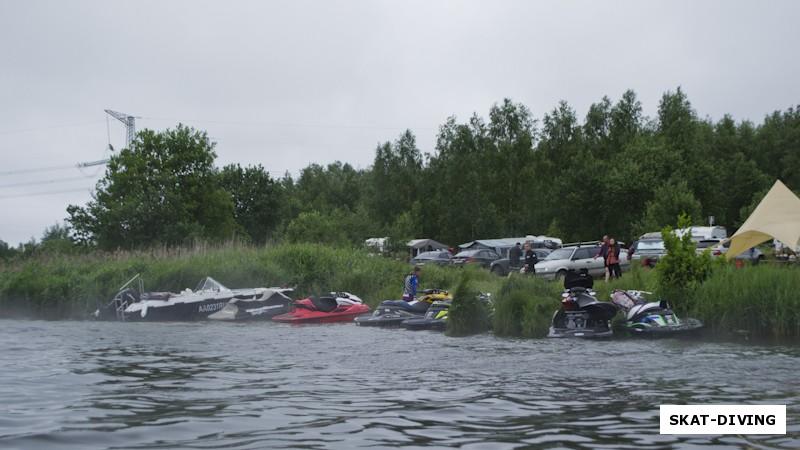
[{"left": 0, "top": 319, "right": 798, "bottom": 449}]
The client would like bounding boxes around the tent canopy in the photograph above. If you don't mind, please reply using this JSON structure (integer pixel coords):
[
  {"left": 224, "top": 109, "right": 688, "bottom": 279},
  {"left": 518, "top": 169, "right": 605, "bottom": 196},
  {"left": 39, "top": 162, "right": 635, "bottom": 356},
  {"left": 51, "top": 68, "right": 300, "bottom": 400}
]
[
  {"left": 727, "top": 180, "right": 800, "bottom": 258},
  {"left": 459, "top": 238, "right": 527, "bottom": 254},
  {"left": 459, "top": 236, "right": 562, "bottom": 255},
  {"left": 408, "top": 238, "right": 448, "bottom": 250},
  {"left": 407, "top": 239, "right": 449, "bottom": 257}
]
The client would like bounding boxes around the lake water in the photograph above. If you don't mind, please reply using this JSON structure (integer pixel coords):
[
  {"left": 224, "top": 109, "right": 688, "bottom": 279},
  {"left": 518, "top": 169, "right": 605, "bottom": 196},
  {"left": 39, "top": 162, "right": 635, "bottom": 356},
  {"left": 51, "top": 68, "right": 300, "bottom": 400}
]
[{"left": 1, "top": 319, "right": 798, "bottom": 449}]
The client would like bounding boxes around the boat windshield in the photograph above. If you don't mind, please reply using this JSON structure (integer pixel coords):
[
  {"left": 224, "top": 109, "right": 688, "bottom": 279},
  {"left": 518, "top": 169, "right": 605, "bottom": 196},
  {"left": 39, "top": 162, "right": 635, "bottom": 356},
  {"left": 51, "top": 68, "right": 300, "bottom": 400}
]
[{"left": 195, "top": 277, "right": 229, "bottom": 292}]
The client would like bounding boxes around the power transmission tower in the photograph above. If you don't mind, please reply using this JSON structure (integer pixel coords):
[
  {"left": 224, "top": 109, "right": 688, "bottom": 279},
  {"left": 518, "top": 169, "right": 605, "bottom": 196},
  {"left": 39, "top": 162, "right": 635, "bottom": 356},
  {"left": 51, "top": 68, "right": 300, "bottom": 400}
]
[
  {"left": 77, "top": 109, "right": 136, "bottom": 169},
  {"left": 104, "top": 109, "right": 136, "bottom": 149}
]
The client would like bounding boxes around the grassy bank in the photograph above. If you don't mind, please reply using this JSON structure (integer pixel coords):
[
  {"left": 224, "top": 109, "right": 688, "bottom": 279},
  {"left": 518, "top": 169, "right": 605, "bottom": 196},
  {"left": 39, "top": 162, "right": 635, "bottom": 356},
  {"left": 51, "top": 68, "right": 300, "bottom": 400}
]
[
  {"left": 1, "top": 244, "right": 798, "bottom": 340},
  {"left": 686, "top": 263, "right": 800, "bottom": 339},
  {"left": 0, "top": 243, "right": 412, "bottom": 319}
]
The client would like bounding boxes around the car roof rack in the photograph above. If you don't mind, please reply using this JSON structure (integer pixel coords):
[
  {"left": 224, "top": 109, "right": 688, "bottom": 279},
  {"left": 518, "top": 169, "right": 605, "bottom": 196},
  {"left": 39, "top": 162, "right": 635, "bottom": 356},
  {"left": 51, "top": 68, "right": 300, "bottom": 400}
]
[{"left": 562, "top": 241, "right": 600, "bottom": 247}]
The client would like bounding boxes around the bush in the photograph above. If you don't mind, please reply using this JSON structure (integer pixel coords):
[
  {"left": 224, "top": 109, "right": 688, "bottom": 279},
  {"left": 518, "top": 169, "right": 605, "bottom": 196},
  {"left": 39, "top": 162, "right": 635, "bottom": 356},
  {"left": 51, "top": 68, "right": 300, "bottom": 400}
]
[{"left": 655, "top": 213, "right": 713, "bottom": 302}]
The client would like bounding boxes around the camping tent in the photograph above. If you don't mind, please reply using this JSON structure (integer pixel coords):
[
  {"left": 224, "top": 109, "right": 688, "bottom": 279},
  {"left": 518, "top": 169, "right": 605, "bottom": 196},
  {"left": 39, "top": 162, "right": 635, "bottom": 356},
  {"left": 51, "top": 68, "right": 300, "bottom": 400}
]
[
  {"left": 407, "top": 239, "right": 449, "bottom": 257},
  {"left": 459, "top": 238, "right": 528, "bottom": 254},
  {"left": 459, "top": 235, "right": 563, "bottom": 255},
  {"left": 727, "top": 180, "right": 800, "bottom": 259}
]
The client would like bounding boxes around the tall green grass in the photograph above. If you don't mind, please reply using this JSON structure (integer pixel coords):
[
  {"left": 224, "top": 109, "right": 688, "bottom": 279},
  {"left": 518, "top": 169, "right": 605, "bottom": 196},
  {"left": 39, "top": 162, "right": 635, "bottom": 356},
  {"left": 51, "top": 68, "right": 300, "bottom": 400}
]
[
  {"left": 446, "top": 269, "right": 491, "bottom": 336},
  {"left": 490, "top": 274, "right": 559, "bottom": 338},
  {"left": 687, "top": 264, "right": 800, "bottom": 338}
]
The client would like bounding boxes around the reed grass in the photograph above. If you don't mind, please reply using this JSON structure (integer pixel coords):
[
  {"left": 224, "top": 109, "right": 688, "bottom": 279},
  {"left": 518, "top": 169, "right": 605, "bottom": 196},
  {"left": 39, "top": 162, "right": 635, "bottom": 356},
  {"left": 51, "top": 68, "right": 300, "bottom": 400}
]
[
  {"left": 444, "top": 271, "right": 479, "bottom": 336},
  {"left": 687, "top": 263, "right": 800, "bottom": 338},
  {"left": 490, "top": 274, "right": 560, "bottom": 338}
]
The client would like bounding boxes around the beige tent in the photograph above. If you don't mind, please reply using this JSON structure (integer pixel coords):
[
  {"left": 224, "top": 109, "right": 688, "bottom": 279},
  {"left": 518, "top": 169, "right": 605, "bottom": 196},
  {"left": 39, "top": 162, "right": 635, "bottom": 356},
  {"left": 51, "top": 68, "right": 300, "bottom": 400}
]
[{"left": 727, "top": 180, "right": 800, "bottom": 259}]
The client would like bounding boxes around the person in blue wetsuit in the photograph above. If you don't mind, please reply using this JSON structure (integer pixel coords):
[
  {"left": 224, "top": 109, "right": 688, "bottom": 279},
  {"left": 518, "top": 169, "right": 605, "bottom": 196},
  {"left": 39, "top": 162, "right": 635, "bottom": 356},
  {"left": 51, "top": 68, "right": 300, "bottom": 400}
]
[{"left": 402, "top": 266, "right": 421, "bottom": 301}]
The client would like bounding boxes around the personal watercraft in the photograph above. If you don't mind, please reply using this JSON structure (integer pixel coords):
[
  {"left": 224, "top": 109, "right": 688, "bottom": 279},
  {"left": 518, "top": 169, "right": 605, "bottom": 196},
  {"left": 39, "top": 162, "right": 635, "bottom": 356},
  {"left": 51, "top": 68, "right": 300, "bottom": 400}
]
[
  {"left": 401, "top": 292, "right": 493, "bottom": 331},
  {"left": 548, "top": 270, "right": 618, "bottom": 338},
  {"left": 93, "top": 275, "right": 291, "bottom": 322},
  {"left": 354, "top": 289, "right": 452, "bottom": 327},
  {"left": 401, "top": 300, "right": 451, "bottom": 331},
  {"left": 610, "top": 290, "right": 704, "bottom": 337},
  {"left": 272, "top": 292, "right": 369, "bottom": 324}
]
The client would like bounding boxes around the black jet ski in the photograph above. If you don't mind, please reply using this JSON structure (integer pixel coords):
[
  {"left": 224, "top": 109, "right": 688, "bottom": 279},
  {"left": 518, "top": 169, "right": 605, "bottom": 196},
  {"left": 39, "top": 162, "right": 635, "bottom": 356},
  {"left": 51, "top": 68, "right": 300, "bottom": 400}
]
[
  {"left": 354, "top": 289, "right": 452, "bottom": 327},
  {"left": 401, "top": 300, "right": 451, "bottom": 331},
  {"left": 548, "top": 270, "right": 618, "bottom": 338},
  {"left": 402, "top": 292, "right": 494, "bottom": 331},
  {"left": 610, "top": 290, "right": 704, "bottom": 337}
]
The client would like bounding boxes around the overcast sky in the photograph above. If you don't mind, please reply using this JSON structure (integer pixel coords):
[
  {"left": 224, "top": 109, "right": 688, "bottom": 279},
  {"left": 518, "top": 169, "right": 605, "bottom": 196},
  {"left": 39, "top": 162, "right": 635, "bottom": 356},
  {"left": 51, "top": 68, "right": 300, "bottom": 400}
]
[{"left": 1, "top": 0, "right": 798, "bottom": 247}]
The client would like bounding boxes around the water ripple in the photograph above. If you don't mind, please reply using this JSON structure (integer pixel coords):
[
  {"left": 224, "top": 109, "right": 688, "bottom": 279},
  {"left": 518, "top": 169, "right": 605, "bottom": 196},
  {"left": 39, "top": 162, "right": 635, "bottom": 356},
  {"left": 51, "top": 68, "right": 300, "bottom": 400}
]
[{"left": 0, "top": 320, "right": 798, "bottom": 449}]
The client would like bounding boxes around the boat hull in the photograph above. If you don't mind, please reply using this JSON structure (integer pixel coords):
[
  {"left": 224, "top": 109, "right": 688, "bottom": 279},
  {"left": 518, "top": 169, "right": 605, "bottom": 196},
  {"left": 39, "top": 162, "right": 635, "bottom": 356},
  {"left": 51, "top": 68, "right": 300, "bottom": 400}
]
[
  {"left": 615, "top": 317, "right": 704, "bottom": 338},
  {"left": 272, "top": 307, "right": 369, "bottom": 324},
  {"left": 208, "top": 290, "right": 293, "bottom": 321}
]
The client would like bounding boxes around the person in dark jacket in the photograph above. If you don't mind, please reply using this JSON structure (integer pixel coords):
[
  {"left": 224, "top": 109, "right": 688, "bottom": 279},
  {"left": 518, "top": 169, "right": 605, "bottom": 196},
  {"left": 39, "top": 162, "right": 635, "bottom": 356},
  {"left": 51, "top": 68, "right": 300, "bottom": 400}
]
[
  {"left": 523, "top": 242, "right": 539, "bottom": 274},
  {"left": 605, "top": 238, "right": 622, "bottom": 280},
  {"left": 508, "top": 242, "right": 523, "bottom": 270},
  {"left": 594, "top": 235, "right": 610, "bottom": 280}
]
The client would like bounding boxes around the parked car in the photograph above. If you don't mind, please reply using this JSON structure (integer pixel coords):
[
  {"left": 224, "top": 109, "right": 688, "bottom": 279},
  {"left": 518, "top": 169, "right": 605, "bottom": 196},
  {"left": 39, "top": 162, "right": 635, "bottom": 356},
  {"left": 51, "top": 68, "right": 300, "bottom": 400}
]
[
  {"left": 450, "top": 249, "right": 502, "bottom": 268},
  {"left": 695, "top": 239, "right": 722, "bottom": 254},
  {"left": 630, "top": 238, "right": 666, "bottom": 267},
  {"left": 489, "top": 248, "right": 552, "bottom": 276},
  {"left": 410, "top": 250, "right": 453, "bottom": 266},
  {"left": 696, "top": 239, "right": 765, "bottom": 263},
  {"left": 534, "top": 244, "right": 629, "bottom": 280}
]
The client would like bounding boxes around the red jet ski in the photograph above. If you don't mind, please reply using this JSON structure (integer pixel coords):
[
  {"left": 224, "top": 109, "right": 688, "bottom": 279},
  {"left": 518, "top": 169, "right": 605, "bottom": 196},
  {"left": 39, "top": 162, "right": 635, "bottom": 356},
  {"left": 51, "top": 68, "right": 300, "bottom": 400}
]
[{"left": 272, "top": 292, "right": 370, "bottom": 324}]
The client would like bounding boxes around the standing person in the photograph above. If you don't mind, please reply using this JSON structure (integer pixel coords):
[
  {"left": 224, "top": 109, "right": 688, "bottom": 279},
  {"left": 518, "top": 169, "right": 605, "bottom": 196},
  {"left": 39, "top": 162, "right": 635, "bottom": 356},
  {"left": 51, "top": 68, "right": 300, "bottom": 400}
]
[
  {"left": 402, "top": 266, "right": 421, "bottom": 302},
  {"left": 594, "top": 235, "right": 610, "bottom": 280},
  {"left": 606, "top": 238, "right": 622, "bottom": 280},
  {"left": 523, "top": 242, "right": 539, "bottom": 275},
  {"left": 508, "top": 242, "right": 523, "bottom": 271}
]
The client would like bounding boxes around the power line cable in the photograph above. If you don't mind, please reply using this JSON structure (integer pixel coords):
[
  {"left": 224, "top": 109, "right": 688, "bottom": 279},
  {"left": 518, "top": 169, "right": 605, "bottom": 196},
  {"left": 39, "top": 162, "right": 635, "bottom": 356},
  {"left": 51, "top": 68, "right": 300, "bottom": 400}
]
[
  {"left": 0, "top": 187, "right": 92, "bottom": 200},
  {"left": 0, "top": 120, "right": 105, "bottom": 135},
  {"left": 141, "top": 116, "right": 436, "bottom": 131},
  {"left": 0, "top": 164, "right": 79, "bottom": 176},
  {"left": 0, "top": 176, "right": 96, "bottom": 190}
]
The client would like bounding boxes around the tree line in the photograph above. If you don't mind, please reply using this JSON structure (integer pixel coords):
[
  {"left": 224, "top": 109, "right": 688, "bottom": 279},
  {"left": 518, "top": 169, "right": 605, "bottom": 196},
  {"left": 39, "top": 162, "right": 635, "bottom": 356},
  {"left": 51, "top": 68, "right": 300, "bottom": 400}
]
[{"left": 2, "top": 87, "right": 799, "bottom": 258}]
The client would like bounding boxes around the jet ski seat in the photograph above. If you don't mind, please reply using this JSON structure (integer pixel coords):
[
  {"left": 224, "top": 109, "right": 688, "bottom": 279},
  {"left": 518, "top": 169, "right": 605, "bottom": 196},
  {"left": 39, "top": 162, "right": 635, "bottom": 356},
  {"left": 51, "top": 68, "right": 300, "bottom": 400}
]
[
  {"left": 309, "top": 295, "right": 339, "bottom": 312},
  {"left": 380, "top": 300, "right": 431, "bottom": 313}
]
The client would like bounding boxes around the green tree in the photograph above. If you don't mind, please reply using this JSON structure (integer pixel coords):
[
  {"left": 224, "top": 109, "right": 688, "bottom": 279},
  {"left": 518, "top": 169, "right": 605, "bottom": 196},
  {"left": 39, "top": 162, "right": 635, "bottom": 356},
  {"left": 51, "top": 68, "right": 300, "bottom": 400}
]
[
  {"left": 67, "top": 124, "right": 236, "bottom": 249},
  {"left": 38, "top": 222, "right": 77, "bottom": 254},
  {"left": 426, "top": 115, "right": 498, "bottom": 244},
  {"left": 749, "top": 106, "right": 800, "bottom": 186},
  {"left": 219, "top": 164, "right": 283, "bottom": 244},
  {"left": 0, "top": 239, "right": 16, "bottom": 260},
  {"left": 609, "top": 89, "right": 644, "bottom": 151},
  {"left": 295, "top": 162, "right": 364, "bottom": 214},
  {"left": 486, "top": 99, "right": 537, "bottom": 236},
  {"left": 582, "top": 95, "right": 612, "bottom": 157},
  {"left": 366, "top": 130, "right": 423, "bottom": 230},
  {"left": 634, "top": 178, "right": 702, "bottom": 236}
]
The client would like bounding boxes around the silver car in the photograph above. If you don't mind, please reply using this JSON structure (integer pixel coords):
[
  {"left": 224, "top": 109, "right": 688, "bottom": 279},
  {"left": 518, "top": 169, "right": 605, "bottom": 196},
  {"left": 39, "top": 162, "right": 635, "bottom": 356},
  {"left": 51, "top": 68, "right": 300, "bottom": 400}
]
[
  {"left": 534, "top": 245, "right": 629, "bottom": 280},
  {"left": 696, "top": 239, "right": 765, "bottom": 263},
  {"left": 630, "top": 238, "right": 667, "bottom": 267}
]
